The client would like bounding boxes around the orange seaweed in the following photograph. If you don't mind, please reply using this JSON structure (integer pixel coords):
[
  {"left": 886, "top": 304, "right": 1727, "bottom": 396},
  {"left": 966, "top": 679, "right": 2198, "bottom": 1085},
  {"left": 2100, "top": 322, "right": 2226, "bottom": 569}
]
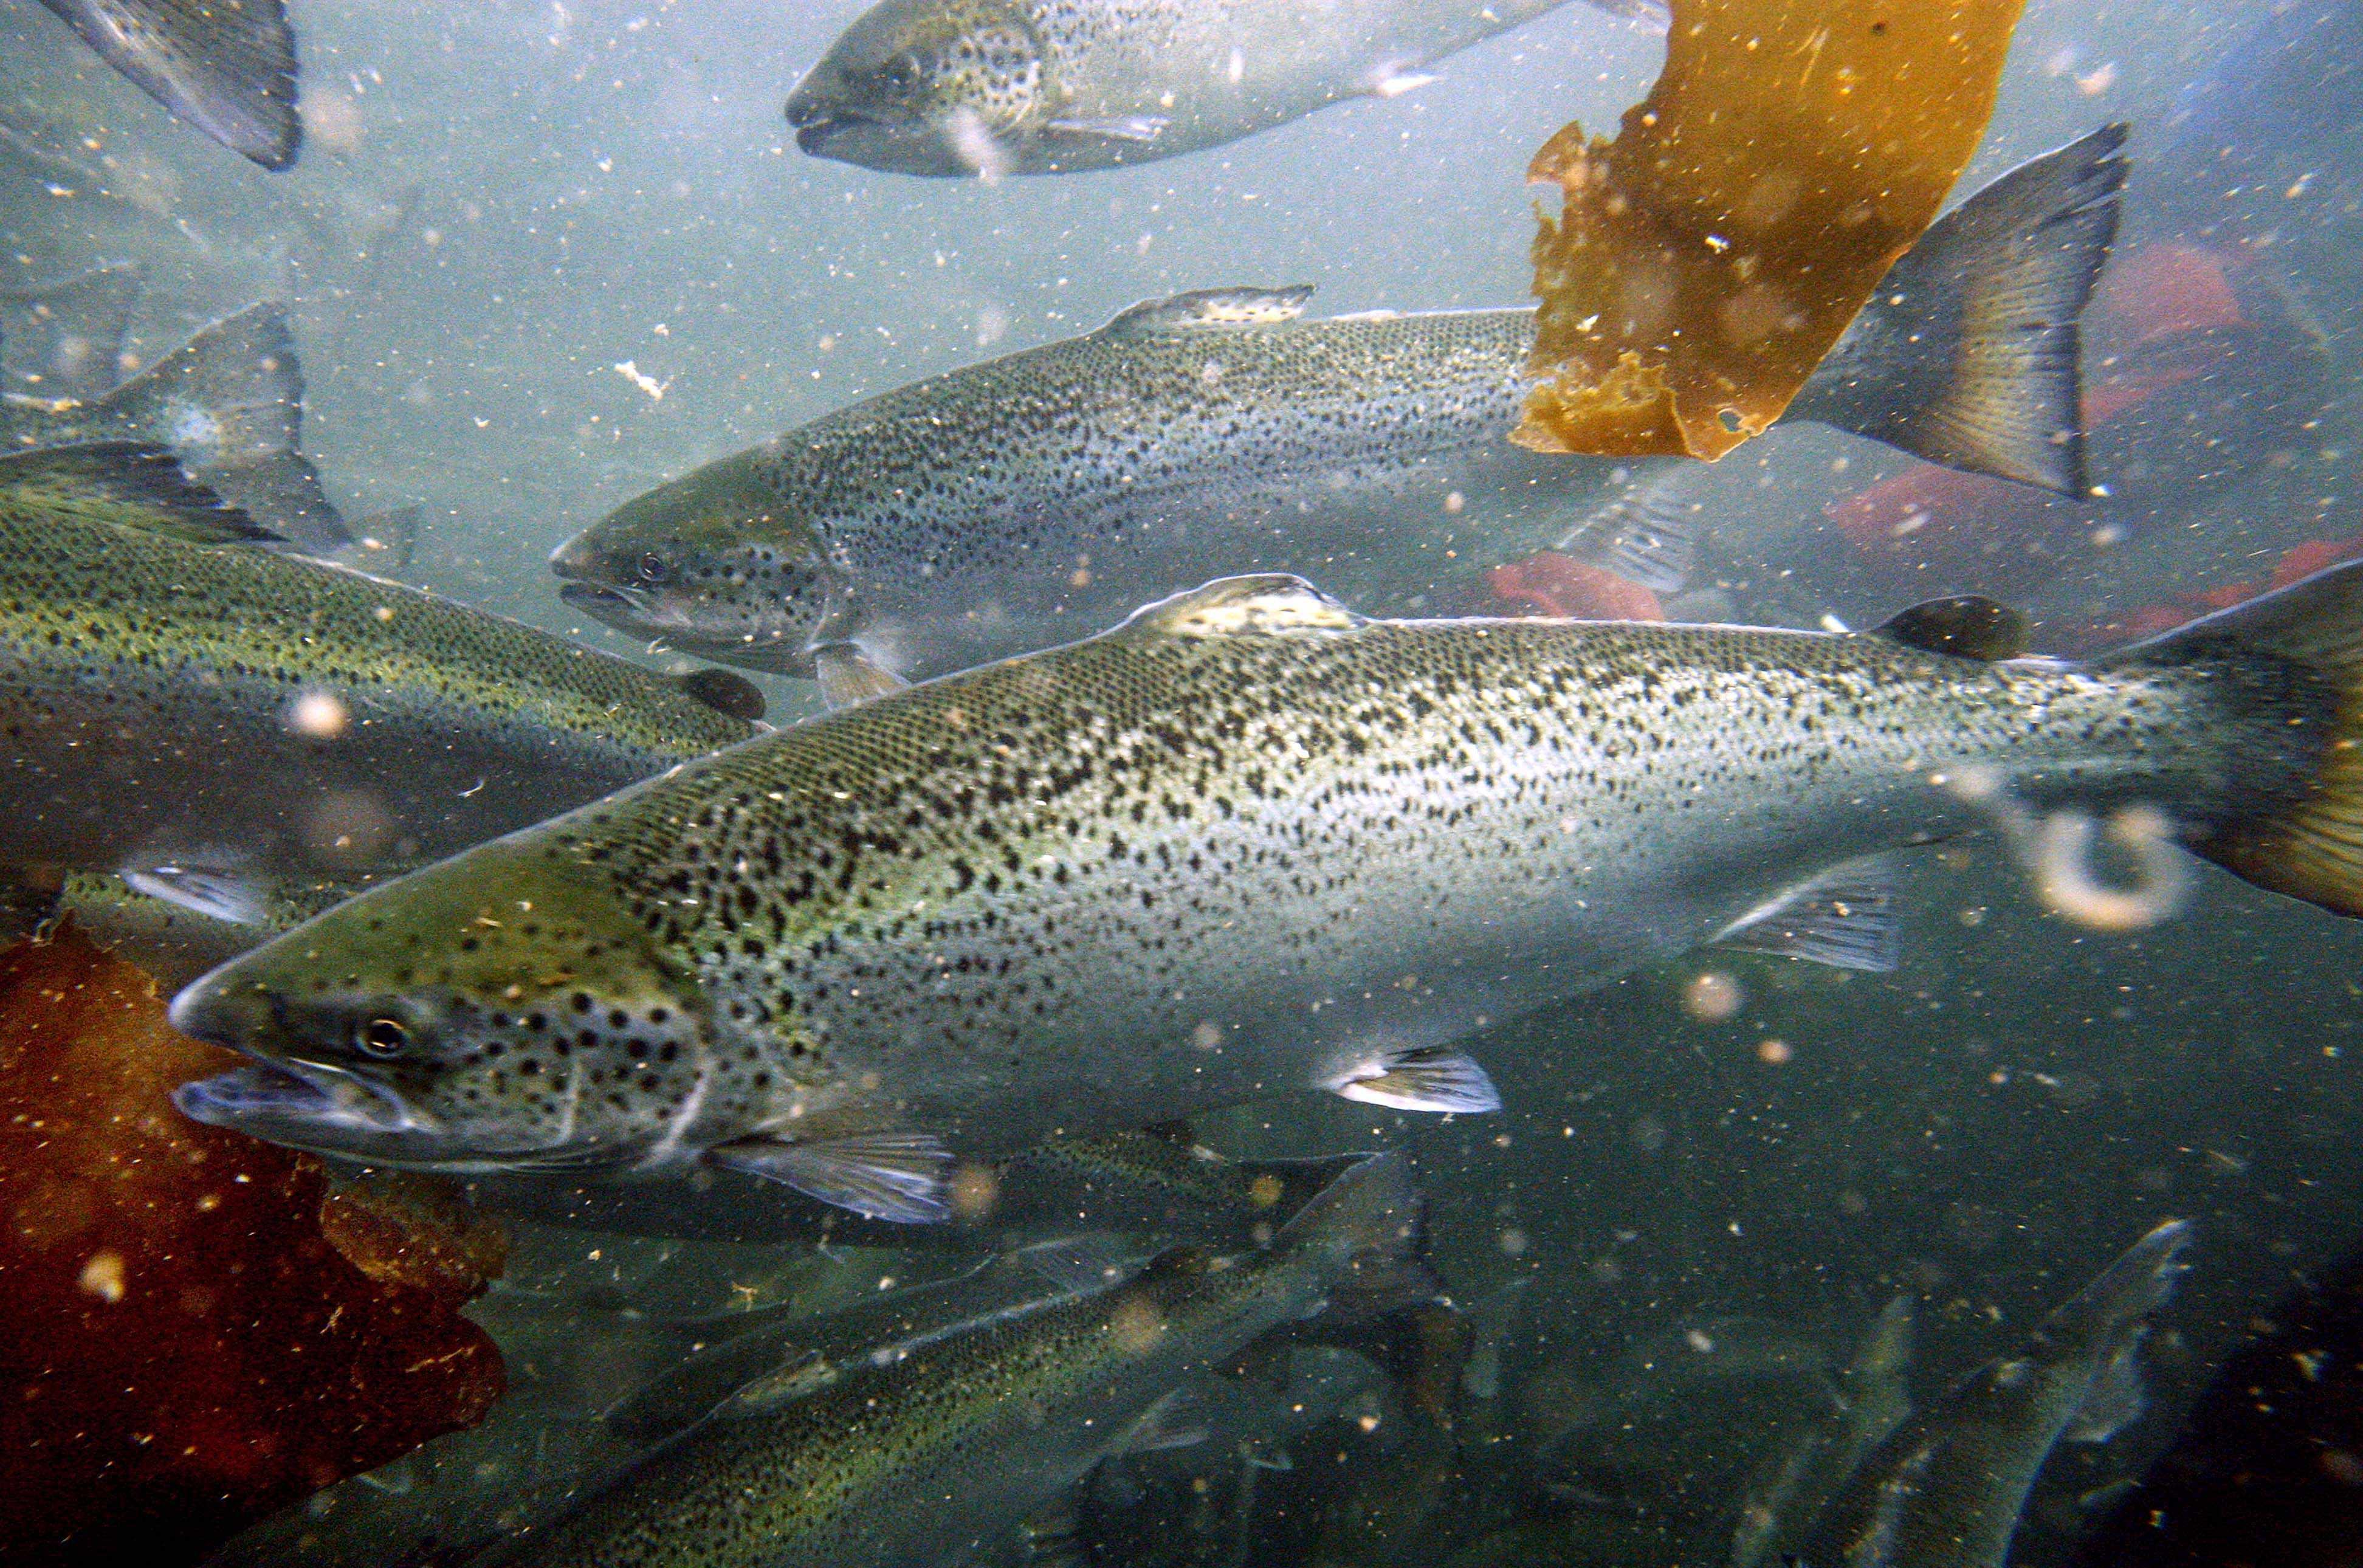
[
  {"left": 1519, "top": 0, "right": 2026, "bottom": 460},
  {"left": 0, "top": 930, "right": 504, "bottom": 1568}
]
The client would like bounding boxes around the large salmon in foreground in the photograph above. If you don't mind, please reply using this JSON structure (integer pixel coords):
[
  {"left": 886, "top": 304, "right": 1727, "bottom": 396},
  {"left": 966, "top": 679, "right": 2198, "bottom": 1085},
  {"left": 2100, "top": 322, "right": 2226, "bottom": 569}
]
[{"left": 174, "top": 563, "right": 2363, "bottom": 1220}]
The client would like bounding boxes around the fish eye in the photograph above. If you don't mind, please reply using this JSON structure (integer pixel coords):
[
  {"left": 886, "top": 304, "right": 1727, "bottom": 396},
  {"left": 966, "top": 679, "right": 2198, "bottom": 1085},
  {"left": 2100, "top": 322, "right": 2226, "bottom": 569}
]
[
  {"left": 638, "top": 552, "right": 670, "bottom": 584},
  {"left": 355, "top": 1016, "right": 410, "bottom": 1058}
]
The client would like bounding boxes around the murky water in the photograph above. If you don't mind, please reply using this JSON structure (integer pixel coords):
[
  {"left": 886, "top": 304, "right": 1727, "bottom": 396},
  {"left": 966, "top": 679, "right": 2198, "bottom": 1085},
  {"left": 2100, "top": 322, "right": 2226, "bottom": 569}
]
[{"left": 4, "top": 2, "right": 2361, "bottom": 1564}]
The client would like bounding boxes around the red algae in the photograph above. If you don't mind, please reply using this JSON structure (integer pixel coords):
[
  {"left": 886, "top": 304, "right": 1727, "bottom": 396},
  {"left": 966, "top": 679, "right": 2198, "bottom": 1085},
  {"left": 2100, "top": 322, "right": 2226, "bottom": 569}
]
[
  {"left": 1487, "top": 552, "right": 1666, "bottom": 621},
  {"left": 0, "top": 929, "right": 504, "bottom": 1568}
]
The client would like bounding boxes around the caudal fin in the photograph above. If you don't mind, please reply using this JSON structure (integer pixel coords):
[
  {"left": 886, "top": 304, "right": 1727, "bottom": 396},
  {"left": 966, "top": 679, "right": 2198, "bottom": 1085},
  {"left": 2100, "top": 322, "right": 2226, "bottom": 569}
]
[
  {"left": 1, "top": 261, "right": 141, "bottom": 402},
  {"left": 37, "top": 0, "right": 301, "bottom": 170},
  {"left": 1793, "top": 123, "right": 2128, "bottom": 496},
  {"left": 2105, "top": 562, "right": 2363, "bottom": 918},
  {"left": 94, "top": 303, "right": 349, "bottom": 549},
  {"left": 1276, "top": 1151, "right": 1439, "bottom": 1319}
]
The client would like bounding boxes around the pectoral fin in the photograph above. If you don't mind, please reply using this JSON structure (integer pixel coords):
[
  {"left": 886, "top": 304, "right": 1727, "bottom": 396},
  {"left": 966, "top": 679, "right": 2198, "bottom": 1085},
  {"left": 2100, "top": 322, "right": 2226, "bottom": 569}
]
[
  {"left": 2065, "top": 1341, "right": 2148, "bottom": 1443},
  {"left": 1045, "top": 114, "right": 1169, "bottom": 144},
  {"left": 119, "top": 859, "right": 267, "bottom": 926},
  {"left": 1367, "top": 66, "right": 1439, "bottom": 98},
  {"left": 1715, "top": 857, "right": 1900, "bottom": 973},
  {"left": 1323, "top": 1044, "right": 1502, "bottom": 1113},
  {"left": 812, "top": 642, "right": 909, "bottom": 710},
  {"left": 711, "top": 1130, "right": 952, "bottom": 1222}
]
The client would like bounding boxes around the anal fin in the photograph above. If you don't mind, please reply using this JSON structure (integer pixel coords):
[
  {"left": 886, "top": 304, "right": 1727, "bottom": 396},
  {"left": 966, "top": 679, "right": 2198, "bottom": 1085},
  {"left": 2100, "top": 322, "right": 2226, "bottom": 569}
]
[
  {"left": 1555, "top": 479, "right": 1699, "bottom": 593},
  {"left": 711, "top": 1130, "right": 952, "bottom": 1222},
  {"left": 1369, "top": 66, "right": 1439, "bottom": 98},
  {"left": 1115, "top": 1387, "right": 1208, "bottom": 1455},
  {"left": 1015, "top": 1234, "right": 1141, "bottom": 1295},
  {"left": 1324, "top": 1044, "right": 1502, "bottom": 1114},
  {"left": 1045, "top": 113, "right": 1169, "bottom": 143},
  {"left": 1715, "top": 856, "right": 1901, "bottom": 972}
]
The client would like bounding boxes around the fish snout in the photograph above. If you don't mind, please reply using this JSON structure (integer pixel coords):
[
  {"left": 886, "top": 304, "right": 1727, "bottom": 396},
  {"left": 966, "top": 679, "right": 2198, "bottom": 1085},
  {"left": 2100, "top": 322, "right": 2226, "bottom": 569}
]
[
  {"left": 168, "top": 972, "right": 432, "bottom": 1152},
  {"left": 172, "top": 1058, "right": 422, "bottom": 1142},
  {"left": 547, "top": 531, "right": 607, "bottom": 582},
  {"left": 168, "top": 962, "right": 268, "bottom": 1053}
]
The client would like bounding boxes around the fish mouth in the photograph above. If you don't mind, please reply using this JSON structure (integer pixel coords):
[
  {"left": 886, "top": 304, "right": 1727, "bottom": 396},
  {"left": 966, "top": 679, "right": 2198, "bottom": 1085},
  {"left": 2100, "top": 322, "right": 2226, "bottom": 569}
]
[
  {"left": 787, "top": 105, "right": 952, "bottom": 173},
  {"left": 174, "top": 1061, "right": 645, "bottom": 1175},
  {"left": 174, "top": 1057, "right": 432, "bottom": 1157},
  {"left": 559, "top": 580, "right": 651, "bottom": 619},
  {"left": 791, "top": 110, "right": 869, "bottom": 156}
]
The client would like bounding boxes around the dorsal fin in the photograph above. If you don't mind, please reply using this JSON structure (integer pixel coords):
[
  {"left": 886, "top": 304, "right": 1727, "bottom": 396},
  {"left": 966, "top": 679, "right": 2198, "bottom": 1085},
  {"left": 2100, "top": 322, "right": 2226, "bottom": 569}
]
[
  {"left": 1099, "top": 285, "right": 1314, "bottom": 339},
  {"left": 0, "top": 442, "right": 282, "bottom": 544},
  {"left": 1120, "top": 574, "right": 1364, "bottom": 640},
  {"left": 1872, "top": 596, "right": 2031, "bottom": 660}
]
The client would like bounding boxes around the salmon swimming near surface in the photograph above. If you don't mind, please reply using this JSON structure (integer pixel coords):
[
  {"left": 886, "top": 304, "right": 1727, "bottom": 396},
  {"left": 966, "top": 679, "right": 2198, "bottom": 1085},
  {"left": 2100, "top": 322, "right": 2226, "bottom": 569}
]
[
  {"left": 0, "top": 443, "right": 760, "bottom": 880},
  {"left": 784, "top": 0, "right": 1659, "bottom": 177},
  {"left": 172, "top": 559, "right": 2363, "bottom": 1222},
  {"left": 552, "top": 128, "right": 2124, "bottom": 701}
]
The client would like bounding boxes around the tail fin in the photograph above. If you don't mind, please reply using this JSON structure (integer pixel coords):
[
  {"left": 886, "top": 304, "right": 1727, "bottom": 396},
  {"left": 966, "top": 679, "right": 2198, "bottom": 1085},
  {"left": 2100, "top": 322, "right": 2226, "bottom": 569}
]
[
  {"left": 2105, "top": 562, "right": 2363, "bottom": 917},
  {"left": 36, "top": 0, "right": 301, "bottom": 170},
  {"left": 2, "top": 262, "right": 141, "bottom": 402},
  {"left": 1792, "top": 123, "right": 2128, "bottom": 495},
  {"left": 1275, "top": 1151, "right": 1439, "bottom": 1319},
  {"left": 94, "top": 303, "right": 349, "bottom": 549}
]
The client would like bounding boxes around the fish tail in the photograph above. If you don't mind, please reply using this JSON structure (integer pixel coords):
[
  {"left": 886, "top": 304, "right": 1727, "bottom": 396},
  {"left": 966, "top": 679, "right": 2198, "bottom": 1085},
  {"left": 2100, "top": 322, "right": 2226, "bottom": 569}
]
[
  {"left": 2102, "top": 562, "right": 2363, "bottom": 918},
  {"left": 37, "top": 0, "right": 301, "bottom": 170},
  {"left": 1792, "top": 123, "right": 2128, "bottom": 496},
  {"left": 1, "top": 261, "right": 142, "bottom": 402},
  {"left": 93, "top": 303, "right": 348, "bottom": 549},
  {"left": 1274, "top": 1151, "right": 1440, "bottom": 1320}
]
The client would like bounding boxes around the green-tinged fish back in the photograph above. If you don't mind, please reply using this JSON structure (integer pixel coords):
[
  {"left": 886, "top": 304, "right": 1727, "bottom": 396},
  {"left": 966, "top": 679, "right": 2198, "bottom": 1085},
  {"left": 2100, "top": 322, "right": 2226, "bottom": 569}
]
[
  {"left": 0, "top": 445, "right": 756, "bottom": 871},
  {"left": 0, "top": 447, "right": 750, "bottom": 760}
]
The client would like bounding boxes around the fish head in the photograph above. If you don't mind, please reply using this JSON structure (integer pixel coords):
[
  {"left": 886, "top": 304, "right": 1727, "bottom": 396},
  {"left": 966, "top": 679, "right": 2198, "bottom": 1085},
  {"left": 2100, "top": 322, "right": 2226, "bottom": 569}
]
[
  {"left": 785, "top": 0, "right": 1045, "bottom": 177},
  {"left": 169, "top": 838, "right": 736, "bottom": 1175},
  {"left": 552, "top": 453, "right": 838, "bottom": 674}
]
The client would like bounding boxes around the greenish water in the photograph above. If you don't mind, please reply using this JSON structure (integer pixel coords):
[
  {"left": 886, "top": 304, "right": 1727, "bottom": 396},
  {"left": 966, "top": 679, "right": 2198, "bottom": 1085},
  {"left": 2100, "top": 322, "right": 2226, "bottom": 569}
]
[{"left": 4, "top": 1, "right": 2360, "bottom": 1564}]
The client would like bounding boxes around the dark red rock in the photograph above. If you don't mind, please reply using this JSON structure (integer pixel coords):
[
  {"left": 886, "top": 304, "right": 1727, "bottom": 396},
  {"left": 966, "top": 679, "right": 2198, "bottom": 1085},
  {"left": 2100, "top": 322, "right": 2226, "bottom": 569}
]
[{"left": 0, "top": 929, "right": 505, "bottom": 1568}]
